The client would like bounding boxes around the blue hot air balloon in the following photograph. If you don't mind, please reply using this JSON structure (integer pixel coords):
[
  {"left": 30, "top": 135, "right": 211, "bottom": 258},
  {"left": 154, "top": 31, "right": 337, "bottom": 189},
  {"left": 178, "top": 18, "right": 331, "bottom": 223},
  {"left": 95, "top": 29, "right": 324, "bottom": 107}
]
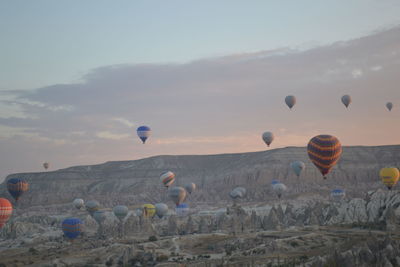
[
  {"left": 331, "top": 189, "right": 346, "bottom": 202},
  {"left": 7, "top": 178, "right": 29, "bottom": 202},
  {"left": 271, "top": 180, "right": 280, "bottom": 185},
  {"left": 62, "top": 218, "right": 83, "bottom": 240},
  {"left": 137, "top": 126, "right": 151, "bottom": 144},
  {"left": 176, "top": 203, "right": 189, "bottom": 217}
]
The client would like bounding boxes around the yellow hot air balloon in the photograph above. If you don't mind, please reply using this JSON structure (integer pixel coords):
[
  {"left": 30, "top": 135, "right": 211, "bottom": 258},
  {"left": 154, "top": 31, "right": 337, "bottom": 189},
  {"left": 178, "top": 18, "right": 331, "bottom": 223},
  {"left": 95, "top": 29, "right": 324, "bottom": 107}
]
[
  {"left": 142, "top": 204, "right": 156, "bottom": 218},
  {"left": 380, "top": 167, "right": 400, "bottom": 190}
]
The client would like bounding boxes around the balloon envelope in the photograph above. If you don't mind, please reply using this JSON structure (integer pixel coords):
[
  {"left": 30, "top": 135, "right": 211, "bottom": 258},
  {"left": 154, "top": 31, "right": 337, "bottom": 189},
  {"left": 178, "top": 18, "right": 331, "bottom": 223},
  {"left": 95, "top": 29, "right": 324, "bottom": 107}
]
[
  {"left": 229, "top": 187, "right": 246, "bottom": 199},
  {"left": 271, "top": 180, "right": 280, "bottom": 185},
  {"left": 135, "top": 208, "right": 143, "bottom": 217},
  {"left": 142, "top": 204, "right": 156, "bottom": 218},
  {"left": 262, "top": 132, "right": 274, "bottom": 147},
  {"left": 7, "top": 178, "right": 29, "bottom": 202},
  {"left": 137, "top": 126, "right": 151, "bottom": 144},
  {"left": 86, "top": 200, "right": 100, "bottom": 215},
  {"left": 285, "top": 95, "right": 296, "bottom": 109},
  {"left": 113, "top": 205, "right": 129, "bottom": 221},
  {"left": 380, "top": 167, "right": 399, "bottom": 190},
  {"left": 331, "top": 189, "right": 345, "bottom": 202},
  {"left": 155, "top": 203, "right": 169, "bottom": 218},
  {"left": 176, "top": 203, "right": 189, "bottom": 217},
  {"left": 73, "top": 199, "right": 84, "bottom": 210},
  {"left": 93, "top": 210, "right": 107, "bottom": 224},
  {"left": 62, "top": 218, "right": 83, "bottom": 239},
  {"left": 160, "top": 171, "right": 175, "bottom": 188},
  {"left": 307, "top": 135, "right": 342, "bottom": 179},
  {"left": 184, "top": 183, "right": 196, "bottom": 194},
  {"left": 341, "top": 95, "right": 351, "bottom": 108},
  {"left": 272, "top": 183, "right": 287, "bottom": 199},
  {"left": 386, "top": 102, "right": 393, "bottom": 111},
  {"left": 0, "top": 198, "right": 12, "bottom": 229},
  {"left": 168, "top": 187, "right": 187, "bottom": 206},
  {"left": 290, "top": 161, "right": 305, "bottom": 177},
  {"left": 43, "top": 162, "right": 49, "bottom": 170}
]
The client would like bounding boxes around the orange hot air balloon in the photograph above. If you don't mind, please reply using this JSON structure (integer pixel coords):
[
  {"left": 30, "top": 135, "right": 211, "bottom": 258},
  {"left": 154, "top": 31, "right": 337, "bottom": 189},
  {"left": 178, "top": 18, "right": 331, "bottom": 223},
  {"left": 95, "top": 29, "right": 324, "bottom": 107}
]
[
  {"left": 307, "top": 135, "right": 342, "bottom": 179},
  {"left": 0, "top": 198, "right": 13, "bottom": 229}
]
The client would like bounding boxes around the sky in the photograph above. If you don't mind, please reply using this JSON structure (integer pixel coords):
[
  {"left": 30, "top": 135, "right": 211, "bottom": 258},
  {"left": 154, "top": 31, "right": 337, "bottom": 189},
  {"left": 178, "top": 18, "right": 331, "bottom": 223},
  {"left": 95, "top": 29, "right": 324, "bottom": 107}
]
[{"left": 1, "top": 0, "right": 400, "bottom": 180}]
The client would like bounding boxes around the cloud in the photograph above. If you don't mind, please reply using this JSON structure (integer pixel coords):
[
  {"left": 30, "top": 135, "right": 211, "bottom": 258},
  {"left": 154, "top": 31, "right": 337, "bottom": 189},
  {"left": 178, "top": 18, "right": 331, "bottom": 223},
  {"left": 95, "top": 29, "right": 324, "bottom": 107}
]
[{"left": 1, "top": 26, "right": 400, "bottom": 179}]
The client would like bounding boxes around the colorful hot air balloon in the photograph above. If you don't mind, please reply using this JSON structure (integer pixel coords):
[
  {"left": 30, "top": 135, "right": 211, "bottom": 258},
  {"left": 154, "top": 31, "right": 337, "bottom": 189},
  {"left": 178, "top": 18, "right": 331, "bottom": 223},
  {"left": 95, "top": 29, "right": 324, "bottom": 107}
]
[
  {"left": 386, "top": 102, "right": 393, "bottom": 111},
  {"left": 262, "top": 132, "right": 274, "bottom": 147},
  {"left": 113, "top": 205, "right": 129, "bottom": 221},
  {"left": 73, "top": 199, "right": 84, "bottom": 210},
  {"left": 7, "top": 178, "right": 29, "bottom": 202},
  {"left": 155, "top": 203, "right": 169, "bottom": 218},
  {"left": 43, "top": 162, "right": 49, "bottom": 170},
  {"left": 290, "top": 161, "right": 305, "bottom": 177},
  {"left": 331, "top": 189, "right": 345, "bottom": 202},
  {"left": 285, "top": 95, "right": 296, "bottom": 109},
  {"left": 168, "top": 187, "right": 187, "bottom": 206},
  {"left": 307, "top": 135, "right": 342, "bottom": 179},
  {"left": 85, "top": 200, "right": 100, "bottom": 215},
  {"left": 160, "top": 171, "right": 175, "bottom": 188},
  {"left": 341, "top": 95, "right": 351, "bottom": 108},
  {"left": 176, "top": 203, "right": 189, "bottom": 217},
  {"left": 379, "top": 167, "right": 400, "bottom": 190},
  {"left": 62, "top": 218, "right": 83, "bottom": 240},
  {"left": 184, "top": 183, "right": 196, "bottom": 194},
  {"left": 142, "top": 204, "right": 156, "bottom": 218},
  {"left": 137, "top": 126, "right": 151, "bottom": 144},
  {"left": 0, "top": 198, "right": 12, "bottom": 229},
  {"left": 272, "top": 183, "right": 287, "bottom": 199}
]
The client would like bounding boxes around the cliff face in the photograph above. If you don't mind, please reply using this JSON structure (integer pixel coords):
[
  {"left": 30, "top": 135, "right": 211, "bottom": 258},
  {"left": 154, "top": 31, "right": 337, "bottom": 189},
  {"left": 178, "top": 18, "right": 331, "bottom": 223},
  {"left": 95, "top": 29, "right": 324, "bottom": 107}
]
[{"left": 1, "top": 145, "right": 399, "bottom": 207}]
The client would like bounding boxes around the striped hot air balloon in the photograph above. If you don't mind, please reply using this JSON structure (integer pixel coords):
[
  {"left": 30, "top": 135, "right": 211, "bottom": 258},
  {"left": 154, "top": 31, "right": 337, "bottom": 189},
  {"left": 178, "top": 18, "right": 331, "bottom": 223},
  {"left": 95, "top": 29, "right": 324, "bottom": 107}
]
[
  {"left": 160, "top": 171, "right": 175, "bottom": 188},
  {"left": 7, "top": 178, "right": 29, "bottom": 202},
  {"left": 331, "top": 189, "right": 346, "bottom": 202},
  {"left": 380, "top": 167, "right": 399, "bottom": 190},
  {"left": 62, "top": 218, "right": 83, "bottom": 240},
  {"left": 136, "top": 126, "right": 151, "bottom": 144},
  {"left": 307, "top": 135, "right": 342, "bottom": 179},
  {"left": 0, "top": 198, "right": 12, "bottom": 229}
]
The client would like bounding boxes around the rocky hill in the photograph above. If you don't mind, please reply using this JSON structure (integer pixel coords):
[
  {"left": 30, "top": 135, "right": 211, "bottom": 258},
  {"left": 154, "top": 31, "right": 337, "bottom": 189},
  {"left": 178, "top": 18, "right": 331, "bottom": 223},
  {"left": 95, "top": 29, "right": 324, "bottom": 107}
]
[{"left": 1, "top": 145, "right": 399, "bottom": 208}]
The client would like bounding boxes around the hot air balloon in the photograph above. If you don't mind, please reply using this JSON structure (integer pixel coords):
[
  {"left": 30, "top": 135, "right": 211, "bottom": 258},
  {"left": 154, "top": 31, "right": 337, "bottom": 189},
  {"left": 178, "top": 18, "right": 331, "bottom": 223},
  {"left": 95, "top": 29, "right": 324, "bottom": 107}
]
[
  {"left": 380, "top": 167, "right": 399, "bottom": 190},
  {"left": 184, "top": 183, "right": 196, "bottom": 194},
  {"left": 85, "top": 200, "right": 100, "bottom": 215},
  {"left": 331, "top": 189, "right": 345, "bottom": 202},
  {"left": 93, "top": 210, "right": 107, "bottom": 225},
  {"left": 0, "top": 198, "right": 12, "bottom": 229},
  {"left": 43, "top": 162, "right": 49, "bottom": 170},
  {"left": 137, "top": 126, "right": 151, "bottom": 144},
  {"left": 262, "top": 132, "right": 274, "bottom": 147},
  {"left": 62, "top": 218, "right": 83, "bottom": 240},
  {"left": 307, "top": 135, "right": 342, "bottom": 179},
  {"left": 155, "top": 203, "right": 169, "bottom": 218},
  {"left": 271, "top": 180, "right": 280, "bottom": 186},
  {"left": 142, "top": 204, "right": 156, "bottom": 218},
  {"left": 341, "top": 95, "right": 351, "bottom": 108},
  {"left": 160, "top": 171, "right": 175, "bottom": 188},
  {"left": 386, "top": 102, "right": 393, "bottom": 111},
  {"left": 73, "top": 199, "right": 84, "bottom": 210},
  {"left": 290, "top": 161, "right": 305, "bottom": 177},
  {"left": 229, "top": 187, "right": 246, "bottom": 199},
  {"left": 168, "top": 187, "right": 187, "bottom": 206},
  {"left": 113, "top": 205, "right": 129, "bottom": 221},
  {"left": 176, "top": 203, "right": 189, "bottom": 217},
  {"left": 272, "top": 183, "right": 287, "bottom": 199},
  {"left": 285, "top": 95, "right": 296, "bottom": 109},
  {"left": 7, "top": 178, "right": 29, "bottom": 202},
  {"left": 135, "top": 208, "right": 143, "bottom": 217}
]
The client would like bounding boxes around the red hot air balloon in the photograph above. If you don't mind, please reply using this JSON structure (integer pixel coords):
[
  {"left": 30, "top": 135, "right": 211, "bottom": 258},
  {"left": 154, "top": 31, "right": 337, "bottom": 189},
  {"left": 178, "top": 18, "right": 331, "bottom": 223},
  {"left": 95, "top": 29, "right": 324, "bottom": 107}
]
[
  {"left": 307, "top": 135, "right": 342, "bottom": 179},
  {"left": 0, "top": 198, "right": 13, "bottom": 229}
]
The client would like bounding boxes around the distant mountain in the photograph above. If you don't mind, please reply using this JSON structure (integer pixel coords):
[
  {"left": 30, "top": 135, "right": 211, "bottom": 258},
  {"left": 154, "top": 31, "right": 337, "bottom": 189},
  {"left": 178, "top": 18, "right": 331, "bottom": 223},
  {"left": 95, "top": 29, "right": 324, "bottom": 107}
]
[{"left": 1, "top": 145, "right": 399, "bottom": 208}]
